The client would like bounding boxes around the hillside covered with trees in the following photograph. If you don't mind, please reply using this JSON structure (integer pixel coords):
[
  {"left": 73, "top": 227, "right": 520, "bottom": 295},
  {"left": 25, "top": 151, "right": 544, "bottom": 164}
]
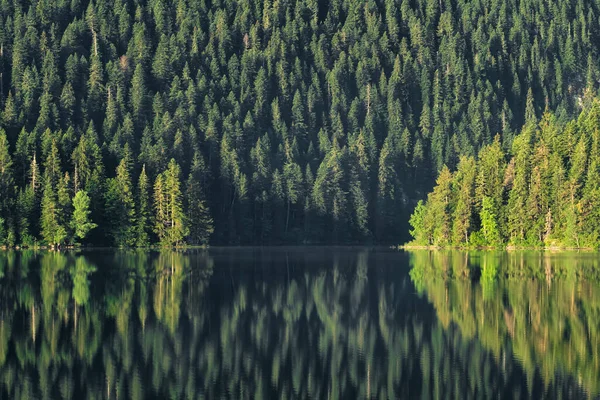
[
  {"left": 0, "top": 0, "right": 599, "bottom": 246},
  {"left": 408, "top": 100, "right": 600, "bottom": 248}
]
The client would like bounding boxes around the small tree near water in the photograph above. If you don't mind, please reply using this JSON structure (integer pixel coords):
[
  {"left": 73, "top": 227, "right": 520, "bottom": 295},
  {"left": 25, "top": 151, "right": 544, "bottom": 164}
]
[{"left": 71, "top": 191, "right": 97, "bottom": 242}]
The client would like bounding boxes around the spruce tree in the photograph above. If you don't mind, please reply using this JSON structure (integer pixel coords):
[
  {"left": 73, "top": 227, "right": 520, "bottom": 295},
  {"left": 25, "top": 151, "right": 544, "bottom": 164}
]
[
  {"left": 71, "top": 191, "right": 97, "bottom": 242},
  {"left": 136, "top": 165, "right": 152, "bottom": 247},
  {"left": 0, "top": 130, "right": 14, "bottom": 225},
  {"left": 155, "top": 159, "right": 188, "bottom": 246},
  {"left": 105, "top": 148, "right": 137, "bottom": 246},
  {"left": 452, "top": 156, "right": 476, "bottom": 245},
  {"left": 40, "top": 177, "right": 67, "bottom": 247},
  {"left": 185, "top": 156, "right": 214, "bottom": 245}
]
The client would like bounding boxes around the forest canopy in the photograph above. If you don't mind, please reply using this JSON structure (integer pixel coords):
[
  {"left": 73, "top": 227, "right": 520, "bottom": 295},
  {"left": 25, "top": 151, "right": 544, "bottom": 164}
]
[
  {"left": 408, "top": 100, "right": 600, "bottom": 249},
  {"left": 0, "top": 0, "right": 599, "bottom": 246}
]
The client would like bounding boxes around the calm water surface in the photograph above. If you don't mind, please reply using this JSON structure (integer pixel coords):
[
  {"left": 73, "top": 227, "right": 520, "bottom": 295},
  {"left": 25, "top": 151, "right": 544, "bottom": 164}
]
[{"left": 0, "top": 248, "right": 599, "bottom": 399}]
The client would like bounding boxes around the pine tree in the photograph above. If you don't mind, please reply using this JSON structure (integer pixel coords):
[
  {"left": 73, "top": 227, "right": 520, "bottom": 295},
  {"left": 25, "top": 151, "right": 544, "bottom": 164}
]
[
  {"left": 44, "top": 139, "right": 62, "bottom": 187},
  {"left": 479, "top": 196, "right": 502, "bottom": 246},
  {"left": 312, "top": 141, "right": 348, "bottom": 242},
  {"left": 136, "top": 165, "right": 152, "bottom": 247},
  {"left": 40, "top": 177, "right": 67, "bottom": 247},
  {"left": 507, "top": 131, "right": 532, "bottom": 244},
  {"left": 408, "top": 200, "right": 429, "bottom": 245},
  {"left": 564, "top": 136, "right": 587, "bottom": 247},
  {"left": 283, "top": 161, "right": 303, "bottom": 234},
  {"left": 105, "top": 148, "right": 137, "bottom": 246},
  {"left": 0, "top": 129, "right": 13, "bottom": 191},
  {"left": 0, "top": 130, "right": 14, "bottom": 222},
  {"left": 153, "top": 172, "right": 167, "bottom": 243},
  {"left": 131, "top": 63, "right": 148, "bottom": 126},
  {"left": 185, "top": 156, "right": 214, "bottom": 245},
  {"left": 71, "top": 190, "right": 97, "bottom": 241},
  {"left": 57, "top": 172, "right": 73, "bottom": 240},
  {"left": 452, "top": 156, "right": 476, "bottom": 245},
  {"left": 376, "top": 135, "right": 401, "bottom": 241},
  {"left": 427, "top": 166, "right": 453, "bottom": 246},
  {"left": 579, "top": 160, "right": 600, "bottom": 246},
  {"left": 29, "top": 154, "right": 41, "bottom": 193},
  {"left": 155, "top": 159, "right": 188, "bottom": 246},
  {"left": 350, "top": 170, "right": 370, "bottom": 239},
  {"left": 87, "top": 49, "right": 105, "bottom": 124}
]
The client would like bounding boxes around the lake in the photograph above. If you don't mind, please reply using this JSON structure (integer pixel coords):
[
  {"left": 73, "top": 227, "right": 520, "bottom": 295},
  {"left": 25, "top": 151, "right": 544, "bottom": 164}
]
[{"left": 0, "top": 248, "right": 598, "bottom": 399}]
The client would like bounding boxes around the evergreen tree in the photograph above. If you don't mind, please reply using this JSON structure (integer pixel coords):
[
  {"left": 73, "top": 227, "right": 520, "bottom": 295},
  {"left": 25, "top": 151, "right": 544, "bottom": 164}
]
[
  {"left": 155, "top": 159, "right": 188, "bottom": 246},
  {"left": 507, "top": 131, "right": 532, "bottom": 245},
  {"left": 479, "top": 196, "right": 502, "bottom": 246},
  {"left": 136, "top": 165, "right": 152, "bottom": 247},
  {"left": 376, "top": 135, "right": 402, "bottom": 241},
  {"left": 153, "top": 172, "right": 167, "bottom": 243},
  {"left": 71, "top": 190, "right": 97, "bottom": 241},
  {"left": 105, "top": 148, "right": 136, "bottom": 246},
  {"left": 0, "top": 130, "right": 13, "bottom": 192},
  {"left": 0, "top": 130, "right": 14, "bottom": 223},
  {"left": 185, "top": 156, "right": 214, "bottom": 245},
  {"left": 283, "top": 161, "right": 303, "bottom": 234},
  {"left": 408, "top": 200, "right": 429, "bottom": 245},
  {"left": 40, "top": 177, "right": 67, "bottom": 247},
  {"left": 57, "top": 172, "right": 73, "bottom": 240},
  {"left": 427, "top": 166, "right": 453, "bottom": 246},
  {"left": 452, "top": 156, "right": 476, "bottom": 245}
]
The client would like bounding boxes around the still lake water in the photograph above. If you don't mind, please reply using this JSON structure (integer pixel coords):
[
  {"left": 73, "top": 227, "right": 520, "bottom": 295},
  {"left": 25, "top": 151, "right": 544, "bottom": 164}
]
[{"left": 0, "top": 248, "right": 598, "bottom": 399}]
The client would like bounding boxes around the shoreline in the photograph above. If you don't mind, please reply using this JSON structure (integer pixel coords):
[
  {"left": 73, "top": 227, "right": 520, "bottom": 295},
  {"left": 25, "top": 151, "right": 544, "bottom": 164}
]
[
  {"left": 0, "top": 245, "right": 210, "bottom": 251},
  {"left": 399, "top": 244, "right": 598, "bottom": 251}
]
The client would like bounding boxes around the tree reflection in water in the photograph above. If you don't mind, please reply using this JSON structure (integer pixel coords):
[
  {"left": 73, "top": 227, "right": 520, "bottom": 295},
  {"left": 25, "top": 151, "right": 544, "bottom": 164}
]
[
  {"left": 409, "top": 250, "right": 600, "bottom": 398},
  {"left": 0, "top": 248, "right": 596, "bottom": 399}
]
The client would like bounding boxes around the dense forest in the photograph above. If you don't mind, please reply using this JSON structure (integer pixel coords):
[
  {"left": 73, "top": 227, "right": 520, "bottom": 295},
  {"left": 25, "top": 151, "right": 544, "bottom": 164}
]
[
  {"left": 408, "top": 100, "right": 600, "bottom": 248},
  {"left": 0, "top": 0, "right": 599, "bottom": 246}
]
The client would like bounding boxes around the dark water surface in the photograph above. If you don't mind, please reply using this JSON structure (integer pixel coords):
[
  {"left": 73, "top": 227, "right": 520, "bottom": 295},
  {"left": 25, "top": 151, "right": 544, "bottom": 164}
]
[{"left": 0, "top": 248, "right": 599, "bottom": 399}]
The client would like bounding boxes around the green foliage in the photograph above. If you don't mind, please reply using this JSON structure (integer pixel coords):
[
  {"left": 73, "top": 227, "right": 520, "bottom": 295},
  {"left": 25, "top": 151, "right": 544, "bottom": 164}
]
[
  {"left": 154, "top": 159, "right": 188, "bottom": 246},
  {"left": 426, "top": 166, "right": 453, "bottom": 246},
  {"left": 479, "top": 197, "right": 501, "bottom": 246},
  {"left": 409, "top": 101, "right": 600, "bottom": 249},
  {"left": 40, "top": 178, "right": 67, "bottom": 247},
  {"left": 136, "top": 165, "right": 152, "bottom": 247},
  {"left": 409, "top": 201, "right": 429, "bottom": 245},
  {"left": 452, "top": 156, "right": 476, "bottom": 245},
  {"left": 0, "top": 130, "right": 13, "bottom": 190},
  {"left": 71, "top": 191, "right": 97, "bottom": 241},
  {"left": 185, "top": 158, "right": 214, "bottom": 245},
  {"left": 105, "top": 149, "right": 137, "bottom": 246},
  {"left": 0, "top": 130, "right": 13, "bottom": 245}
]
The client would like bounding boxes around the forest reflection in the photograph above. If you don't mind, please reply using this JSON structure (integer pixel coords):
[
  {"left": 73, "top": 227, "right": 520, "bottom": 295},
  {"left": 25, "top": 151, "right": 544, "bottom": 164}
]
[
  {"left": 409, "top": 250, "right": 600, "bottom": 398},
  {"left": 0, "top": 249, "right": 595, "bottom": 399}
]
